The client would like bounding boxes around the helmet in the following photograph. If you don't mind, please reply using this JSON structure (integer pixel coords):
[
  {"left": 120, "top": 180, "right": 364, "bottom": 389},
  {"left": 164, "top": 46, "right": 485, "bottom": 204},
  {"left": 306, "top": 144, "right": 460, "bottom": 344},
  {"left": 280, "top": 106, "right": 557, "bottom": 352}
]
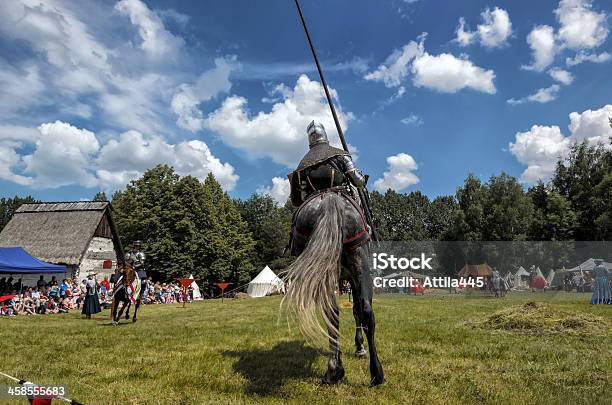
[
  {"left": 133, "top": 240, "right": 142, "bottom": 248},
  {"left": 307, "top": 121, "right": 328, "bottom": 148}
]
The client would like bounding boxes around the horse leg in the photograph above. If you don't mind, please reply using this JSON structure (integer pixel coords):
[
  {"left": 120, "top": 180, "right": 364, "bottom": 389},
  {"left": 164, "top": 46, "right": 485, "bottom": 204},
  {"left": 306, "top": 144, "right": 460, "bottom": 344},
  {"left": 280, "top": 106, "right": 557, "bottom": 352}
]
[
  {"left": 349, "top": 278, "right": 366, "bottom": 357},
  {"left": 117, "top": 300, "right": 127, "bottom": 322},
  {"left": 322, "top": 297, "right": 345, "bottom": 385},
  {"left": 132, "top": 299, "right": 140, "bottom": 323},
  {"left": 110, "top": 299, "right": 118, "bottom": 324},
  {"left": 125, "top": 301, "right": 131, "bottom": 319},
  {"left": 353, "top": 246, "right": 384, "bottom": 386}
]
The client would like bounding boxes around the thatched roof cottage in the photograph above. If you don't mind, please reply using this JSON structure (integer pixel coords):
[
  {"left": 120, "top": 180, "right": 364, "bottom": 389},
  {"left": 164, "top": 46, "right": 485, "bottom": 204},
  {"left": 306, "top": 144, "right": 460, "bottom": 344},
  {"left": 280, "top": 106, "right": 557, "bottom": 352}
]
[{"left": 0, "top": 201, "right": 124, "bottom": 282}]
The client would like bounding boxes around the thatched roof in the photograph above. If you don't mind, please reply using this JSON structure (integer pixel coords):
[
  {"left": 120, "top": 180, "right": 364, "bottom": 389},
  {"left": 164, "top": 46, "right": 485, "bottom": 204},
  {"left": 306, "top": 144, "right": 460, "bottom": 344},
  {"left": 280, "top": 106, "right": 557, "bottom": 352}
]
[{"left": 0, "top": 201, "right": 123, "bottom": 265}]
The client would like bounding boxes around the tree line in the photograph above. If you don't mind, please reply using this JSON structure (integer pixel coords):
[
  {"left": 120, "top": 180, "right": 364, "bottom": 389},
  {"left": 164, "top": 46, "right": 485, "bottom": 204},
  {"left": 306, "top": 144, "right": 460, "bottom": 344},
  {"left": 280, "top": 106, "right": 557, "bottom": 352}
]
[{"left": 0, "top": 139, "right": 610, "bottom": 285}]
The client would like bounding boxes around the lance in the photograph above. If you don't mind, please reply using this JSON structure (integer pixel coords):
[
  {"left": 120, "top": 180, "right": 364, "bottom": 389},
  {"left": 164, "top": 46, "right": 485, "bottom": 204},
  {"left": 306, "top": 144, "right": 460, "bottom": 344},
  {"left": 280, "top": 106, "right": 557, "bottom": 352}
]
[{"left": 293, "top": 0, "right": 379, "bottom": 243}]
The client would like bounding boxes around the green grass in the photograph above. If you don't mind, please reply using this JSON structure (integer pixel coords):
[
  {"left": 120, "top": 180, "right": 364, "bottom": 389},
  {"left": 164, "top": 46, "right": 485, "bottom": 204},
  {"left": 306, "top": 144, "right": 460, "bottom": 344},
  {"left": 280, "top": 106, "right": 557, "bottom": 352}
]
[{"left": 0, "top": 292, "right": 610, "bottom": 404}]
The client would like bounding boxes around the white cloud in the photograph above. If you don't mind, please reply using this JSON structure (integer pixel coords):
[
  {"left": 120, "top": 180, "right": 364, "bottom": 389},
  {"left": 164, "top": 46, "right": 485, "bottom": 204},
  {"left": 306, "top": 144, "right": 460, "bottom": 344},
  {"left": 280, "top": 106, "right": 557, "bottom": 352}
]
[
  {"left": 364, "top": 39, "right": 424, "bottom": 88},
  {"left": 365, "top": 34, "right": 496, "bottom": 94},
  {"left": 257, "top": 177, "right": 290, "bottom": 205},
  {"left": 455, "top": 18, "right": 476, "bottom": 47},
  {"left": 23, "top": 121, "right": 101, "bottom": 188},
  {"left": 568, "top": 105, "right": 612, "bottom": 144},
  {"left": 455, "top": 7, "right": 512, "bottom": 48},
  {"left": 524, "top": 25, "right": 557, "bottom": 71},
  {"left": 97, "top": 131, "right": 238, "bottom": 191},
  {"left": 115, "top": 0, "right": 184, "bottom": 58},
  {"left": 206, "top": 74, "right": 353, "bottom": 167},
  {"left": 412, "top": 52, "right": 496, "bottom": 94},
  {"left": 0, "top": 141, "right": 33, "bottom": 186},
  {"left": 507, "top": 84, "right": 561, "bottom": 105},
  {"left": 565, "top": 51, "right": 611, "bottom": 66},
  {"left": 456, "top": 7, "right": 512, "bottom": 48},
  {"left": 171, "top": 57, "right": 236, "bottom": 132},
  {"left": 0, "top": 121, "right": 237, "bottom": 191},
  {"left": 400, "top": 114, "right": 423, "bottom": 126},
  {"left": 548, "top": 67, "right": 574, "bottom": 85},
  {"left": 555, "top": 0, "right": 609, "bottom": 50},
  {"left": 509, "top": 125, "right": 569, "bottom": 182},
  {"left": 510, "top": 104, "right": 612, "bottom": 183},
  {"left": 522, "top": 0, "right": 609, "bottom": 72},
  {"left": 0, "top": 61, "right": 44, "bottom": 118},
  {"left": 374, "top": 153, "right": 419, "bottom": 192},
  {"left": 478, "top": 7, "right": 513, "bottom": 48}
]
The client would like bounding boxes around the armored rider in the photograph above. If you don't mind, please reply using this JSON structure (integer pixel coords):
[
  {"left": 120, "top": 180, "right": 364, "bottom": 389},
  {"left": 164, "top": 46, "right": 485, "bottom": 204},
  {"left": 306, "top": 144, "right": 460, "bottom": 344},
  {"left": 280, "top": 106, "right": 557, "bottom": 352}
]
[
  {"left": 124, "top": 240, "right": 148, "bottom": 292},
  {"left": 289, "top": 120, "right": 367, "bottom": 207}
]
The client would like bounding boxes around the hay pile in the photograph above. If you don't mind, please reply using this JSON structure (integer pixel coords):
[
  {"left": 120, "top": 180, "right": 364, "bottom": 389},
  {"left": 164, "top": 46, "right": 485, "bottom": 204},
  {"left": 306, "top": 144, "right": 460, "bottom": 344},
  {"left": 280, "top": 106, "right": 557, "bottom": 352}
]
[{"left": 474, "top": 301, "right": 609, "bottom": 335}]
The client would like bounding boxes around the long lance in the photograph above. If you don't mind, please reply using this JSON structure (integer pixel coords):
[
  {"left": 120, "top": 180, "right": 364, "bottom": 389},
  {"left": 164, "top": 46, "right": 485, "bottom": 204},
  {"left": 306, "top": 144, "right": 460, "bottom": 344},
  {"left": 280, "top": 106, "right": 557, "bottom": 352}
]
[{"left": 293, "top": 0, "right": 379, "bottom": 243}]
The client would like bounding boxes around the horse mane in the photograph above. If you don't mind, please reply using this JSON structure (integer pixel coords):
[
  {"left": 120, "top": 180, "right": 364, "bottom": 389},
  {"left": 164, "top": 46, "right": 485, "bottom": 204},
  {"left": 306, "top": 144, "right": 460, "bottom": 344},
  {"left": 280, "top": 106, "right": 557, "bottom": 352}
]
[{"left": 123, "top": 262, "right": 136, "bottom": 285}]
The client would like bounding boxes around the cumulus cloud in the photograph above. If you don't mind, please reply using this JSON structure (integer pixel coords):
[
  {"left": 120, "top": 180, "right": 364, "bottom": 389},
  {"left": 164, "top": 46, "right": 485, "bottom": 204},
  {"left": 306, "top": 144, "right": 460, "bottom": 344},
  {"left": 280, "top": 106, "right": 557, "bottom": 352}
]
[
  {"left": 0, "top": 121, "right": 237, "bottom": 191},
  {"left": 96, "top": 131, "right": 238, "bottom": 191},
  {"left": 207, "top": 74, "right": 353, "bottom": 167},
  {"left": 456, "top": 7, "right": 513, "bottom": 48},
  {"left": 509, "top": 125, "right": 569, "bottom": 182},
  {"left": 412, "top": 52, "right": 496, "bottom": 94},
  {"left": 365, "top": 34, "right": 496, "bottom": 94},
  {"left": 374, "top": 153, "right": 419, "bottom": 192},
  {"left": 364, "top": 39, "right": 424, "bottom": 88},
  {"left": 455, "top": 18, "right": 476, "bottom": 47},
  {"left": 23, "top": 121, "right": 101, "bottom": 188},
  {"left": 257, "top": 177, "right": 290, "bottom": 205},
  {"left": 524, "top": 25, "right": 557, "bottom": 71},
  {"left": 565, "top": 50, "right": 611, "bottom": 66},
  {"left": 548, "top": 67, "right": 574, "bottom": 85},
  {"left": 115, "top": 0, "right": 184, "bottom": 58},
  {"left": 509, "top": 104, "right": 612, "bottom": 183},
  {"left": 555, "top": 0, "right": 609, "bottom": 50},
  {"left": 171, "top": 57, "right": 236, "bottom": 132},
  {"left": 523, "top": 0, "right": 609, "bottom": 71},
  {"left": 507, "top": 84, "right": 561, "bottom": 105}
]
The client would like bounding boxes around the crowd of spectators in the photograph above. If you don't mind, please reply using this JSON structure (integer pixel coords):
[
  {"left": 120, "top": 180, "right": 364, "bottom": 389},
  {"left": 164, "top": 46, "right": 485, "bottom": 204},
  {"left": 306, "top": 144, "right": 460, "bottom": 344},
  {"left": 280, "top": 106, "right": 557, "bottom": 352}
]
[{"left": 0, "top": 275, "right": 195, "bottom": 317}]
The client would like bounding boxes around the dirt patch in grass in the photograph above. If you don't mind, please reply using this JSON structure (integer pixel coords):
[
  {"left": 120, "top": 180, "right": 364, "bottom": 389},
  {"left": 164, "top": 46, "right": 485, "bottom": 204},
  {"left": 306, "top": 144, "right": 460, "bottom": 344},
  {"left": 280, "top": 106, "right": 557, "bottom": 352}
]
[{"left": 472, "top": 301, "right": 609, "bottom": 335}]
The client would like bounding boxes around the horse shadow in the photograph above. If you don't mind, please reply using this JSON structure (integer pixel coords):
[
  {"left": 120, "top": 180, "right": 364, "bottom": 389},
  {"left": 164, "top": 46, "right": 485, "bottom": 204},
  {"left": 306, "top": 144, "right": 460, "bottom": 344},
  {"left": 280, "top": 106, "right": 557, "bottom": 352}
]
[{"left": 223, "top": 340, "right": 320, "bottom": 395}]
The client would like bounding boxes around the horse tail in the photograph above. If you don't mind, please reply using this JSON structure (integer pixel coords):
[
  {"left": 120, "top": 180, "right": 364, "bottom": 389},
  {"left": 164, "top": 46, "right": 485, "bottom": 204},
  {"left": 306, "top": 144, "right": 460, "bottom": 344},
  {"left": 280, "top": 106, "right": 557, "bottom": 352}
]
[{"left": 281, "top": 194, "right": 343, "bottom": 345}]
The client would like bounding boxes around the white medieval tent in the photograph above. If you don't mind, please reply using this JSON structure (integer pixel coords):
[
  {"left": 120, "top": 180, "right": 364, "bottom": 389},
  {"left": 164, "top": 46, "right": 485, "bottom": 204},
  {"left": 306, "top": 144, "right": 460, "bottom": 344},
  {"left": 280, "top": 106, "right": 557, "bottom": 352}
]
[
  {"left": 514, "top": 266, "right": 530, "bottom": 289},
  {"left": 188, "top": 274, "right": 202, "bottom": 300},
  {"left": 546, "top": 269, "right": 555, "bottom": 286},
  {"left": 504, "top": 271, "right": 514, "bottom": 288},
  {"left": 247, "top": 266, "right": 285, "bottom": 298}
]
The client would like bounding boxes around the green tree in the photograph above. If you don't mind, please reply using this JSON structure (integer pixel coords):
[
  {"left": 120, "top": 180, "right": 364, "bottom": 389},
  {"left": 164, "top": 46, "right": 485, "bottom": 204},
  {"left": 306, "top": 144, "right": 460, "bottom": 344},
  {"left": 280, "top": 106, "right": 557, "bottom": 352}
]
[
  {"left": 238, "top": 194, "right": 293, "bottom": 270},
  {"left": 92, "top": 191, "right": 108, "bottom": 201},
  {"left": 552, "top": 141, "right": 611, "bottom": 240},
  {"left": 112, "top": 166, "right": 256, "bottom": 286},
  {"left": 528, "top": 183, "right": 577, "bottom": 240},
  {"left": 0, "top": 196, "right": 38, "bottom": 232},
  {"left": 482, "top": 173, "right": 533, "bottom": 240}
]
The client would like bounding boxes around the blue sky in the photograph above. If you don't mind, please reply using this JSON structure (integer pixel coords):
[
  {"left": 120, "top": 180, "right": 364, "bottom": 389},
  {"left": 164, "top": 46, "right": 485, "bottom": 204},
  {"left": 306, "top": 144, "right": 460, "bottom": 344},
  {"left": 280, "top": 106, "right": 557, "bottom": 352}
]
[{"left": 0, "top": 0, "right": 611, "bottom": 203}]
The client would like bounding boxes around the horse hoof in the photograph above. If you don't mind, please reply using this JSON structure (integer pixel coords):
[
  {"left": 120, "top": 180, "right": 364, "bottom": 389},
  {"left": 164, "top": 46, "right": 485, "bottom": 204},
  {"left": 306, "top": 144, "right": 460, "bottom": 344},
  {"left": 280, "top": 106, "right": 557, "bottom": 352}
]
[
  {"left": 355, "top": 348, "right": 367, "bottom": 358},
  {"left": 132, "top": 318, "right": 137, "bottom": 323},
  {"left": 113, "top": 321, "right": 118, "bottom": 326},
  {"left": 370, "top": 375, "right": 385, "bottom": 386},
  {"left": 322, "top": 367, "right": 345, "bottom": 385}
]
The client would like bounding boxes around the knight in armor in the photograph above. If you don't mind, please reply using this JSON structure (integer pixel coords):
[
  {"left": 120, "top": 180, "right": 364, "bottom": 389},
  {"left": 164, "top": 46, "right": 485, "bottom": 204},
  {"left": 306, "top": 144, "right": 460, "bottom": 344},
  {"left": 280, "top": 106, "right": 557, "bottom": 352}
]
[
  {"left": 124, "top": 241, "right": 148, "bottom": 292},
  {"left": 289, "top": 121, "right": 367, "bottom": 207}
]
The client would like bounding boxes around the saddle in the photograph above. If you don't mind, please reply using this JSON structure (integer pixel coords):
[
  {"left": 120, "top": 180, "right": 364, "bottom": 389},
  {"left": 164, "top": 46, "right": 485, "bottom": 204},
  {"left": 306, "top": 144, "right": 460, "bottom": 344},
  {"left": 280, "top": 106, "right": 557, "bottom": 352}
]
[{"left": 290, "top": 187, "right": 371, "bottom": 252}]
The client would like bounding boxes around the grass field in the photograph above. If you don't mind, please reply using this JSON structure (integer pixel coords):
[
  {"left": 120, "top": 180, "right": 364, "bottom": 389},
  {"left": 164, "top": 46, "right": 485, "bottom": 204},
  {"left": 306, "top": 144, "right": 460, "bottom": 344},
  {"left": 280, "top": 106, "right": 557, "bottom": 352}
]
[{"left": 0, "top": 292, "right": 610, "bottom": 404}]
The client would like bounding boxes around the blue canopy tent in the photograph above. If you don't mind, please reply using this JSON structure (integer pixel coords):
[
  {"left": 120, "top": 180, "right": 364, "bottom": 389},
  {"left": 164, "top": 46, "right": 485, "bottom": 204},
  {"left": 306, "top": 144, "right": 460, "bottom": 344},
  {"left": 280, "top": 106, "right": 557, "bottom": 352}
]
[{"left": 0, "top": 247, "right": 67, "bottom": 273}]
